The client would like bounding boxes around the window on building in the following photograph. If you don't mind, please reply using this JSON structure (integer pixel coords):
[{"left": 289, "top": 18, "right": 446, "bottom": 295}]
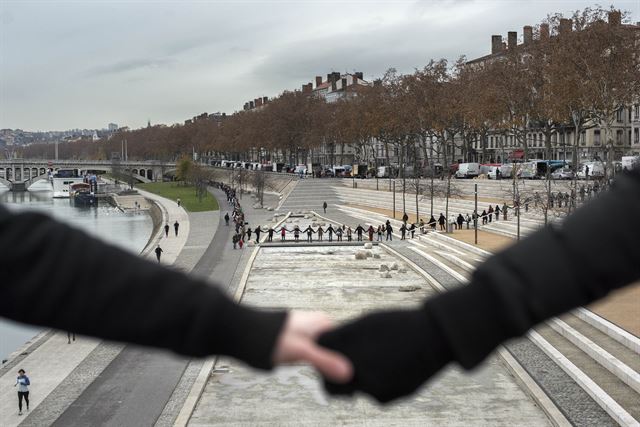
[
  {"left": 616, "top": 108, "right": 624, "bottom": 123},
  {"left": 616, "top": 129, "right": 623, "bottom": 145},
  {"left": 581, "top": 131, "right": 586, "bottom": 146},
  {"left": 634, "top": 128, "right": 639, "bottom": 144},
  {"left": 490, "top": 136, "right": 494, "bottom": 149},
  {"left": 635, "top": 104, "right": 640, "bottom": 120},
  {"left": 594, "top": 129, "right": 601, "bottom": 145}
]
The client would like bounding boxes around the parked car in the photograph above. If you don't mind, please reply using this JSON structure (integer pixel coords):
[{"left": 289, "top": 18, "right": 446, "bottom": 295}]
[
  {"left": 551, "top": 167, "right": 574, "bottom": 180},
  {"left": 454, "top": 163, "right": 480, "bottom": 179}
]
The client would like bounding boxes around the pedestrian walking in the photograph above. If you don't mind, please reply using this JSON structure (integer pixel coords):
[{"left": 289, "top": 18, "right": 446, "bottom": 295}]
[
  {"left": 224, "top": 213, "right": 230, "bottom": 226},
  {"left": 323, "top": 201, "right": 328, "bottom": 214},
  {"left": 155, "top": 245, "right": 163, "bottom": 262},
  {"left": 67, "top": 331, "right": 76, "bottom": 344},
  {"left": 164, "top": 222, "right": 170, "bottom": 237},
  {"left": 402, "top": 212, "right": 409, "bottom": 224},
  {"left": 438, "top": 213, "right": 446, "bottom": 231},
  {"left": 177, "top": 198, "right": 181, "bottom": 207},
  {"left": 174, "top": 221, "right": 180, "bottom": 236},
  {"left": 15, "top": 369, "right": 30, "bottom": 415},
  {"left": 247, "top": 228, "right": 252, "bottom": 241}
]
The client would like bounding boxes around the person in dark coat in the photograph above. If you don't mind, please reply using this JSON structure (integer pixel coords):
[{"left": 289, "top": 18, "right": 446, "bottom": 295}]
[
  {"left": 304, "top": 226, "right": 316, "bottom": 242},
  {"left": 481, "top": 210, "right": 487, "bottom": 225},
  {"left": 254, "top": 226, "right": 262, "bottom": 243},
  {"left": 317, "top": 226, "right": 324, "bottom": 242},
  {"left": 402, "top": 212, "right": 409, "bottom": 224},
  {"left": 267, "top": 227, "right": 274, "bottom": 242},
  {"left": 155, "top": 245, "right": 163, "bottom": 262},
  {"left": 428, "top": 215, "right": 437, "bottom": 230},
  {"left": 438, "top": 214, "right": 446, "bottom": 231},
  {"left": 385, "top": 224, "right": 393, "bottom": 241},
  {"left": 224, "top": 213, "right": 230, "bottom": 226},
  {"left": 174, "top": 220, "right": 180, "bottom": 236},
  {"left": 323, "top": 201, "right": 328, "bottom": 213},
  {"left": 164, "top": 222, "right": 170, "bottom": 237},
  {"left": 327, "top": 225, "right": 335, "bottom": 242},
  {"left": 487, "top": 206, "right": 493, "bottom": 223},
  {"left": 355, "top": 225, "right": 365, "bottom": 242},
  {"left": 494, "top": 205, "right": 500, "bottom": 221},
  {"left": 409, "top": 223, "right": 416, "bottom": 239},
  {"left": 456, "top": 214, "right": 464, "bottom": 230},
  {"left": 367, "top": 225, "right": 375, "bottom": 241},
  {"left": 399, "top": 224, "right": 407, "bottom": 240},
  {"left": 335, "top": 227, "right": 343, "bottom": 242}
]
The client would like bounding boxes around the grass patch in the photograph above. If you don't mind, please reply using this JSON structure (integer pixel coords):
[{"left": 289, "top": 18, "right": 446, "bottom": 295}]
[{"left": 137, "top": 182, "right": 219, "bottom": 212}]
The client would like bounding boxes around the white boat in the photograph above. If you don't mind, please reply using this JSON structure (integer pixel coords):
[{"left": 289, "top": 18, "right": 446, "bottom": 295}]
[{"left": 51, "top": 169, "right": 84, "bottom": 198}]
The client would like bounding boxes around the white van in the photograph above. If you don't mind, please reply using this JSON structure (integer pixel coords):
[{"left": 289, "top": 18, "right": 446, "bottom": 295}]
[
  {"left": 576, "top": 161, "right": 605, "bottom": 179},
  {"left": 455, "top": 163, "right": 480, "bottom": 179}
]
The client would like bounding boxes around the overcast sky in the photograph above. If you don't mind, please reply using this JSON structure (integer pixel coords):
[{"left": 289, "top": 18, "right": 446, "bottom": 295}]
[{"left": 1, "top": 0, "right": 638, "bottom": 131}]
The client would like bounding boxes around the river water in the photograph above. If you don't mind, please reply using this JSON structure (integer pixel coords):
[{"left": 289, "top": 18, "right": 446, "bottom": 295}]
[{"left": 0, "top": 181, "right": 154, "bottom": 361}]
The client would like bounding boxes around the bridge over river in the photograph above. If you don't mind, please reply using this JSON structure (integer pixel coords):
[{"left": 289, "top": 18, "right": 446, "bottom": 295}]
[{"left": 0, "top": 159, "right": 177, "bottom": 191}]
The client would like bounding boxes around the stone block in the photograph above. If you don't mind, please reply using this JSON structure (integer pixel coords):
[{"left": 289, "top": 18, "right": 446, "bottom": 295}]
[
  {"left": 390, "top": 262, "right": 399, "bottom": 271},
  {"left": 364, "top": 243, "right": 373, "bottom": 249},
  {"left": 379, "top": 264, "right": 389, "bottom": 272},
  {"left": 365, "top": 251, "right": 372, "bottom": 258},
  {"left": 355, "top": 250, "right": 368, "bottom": 260}
]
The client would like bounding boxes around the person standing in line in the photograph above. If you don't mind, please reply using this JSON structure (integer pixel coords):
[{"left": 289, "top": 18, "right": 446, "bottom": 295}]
[
  {"left": 293, "top": 226, "right": 301, "bottom": 242},
  {"left": 428, "top": 215, "right": 437, "bottom": 230},
  {"left": 457, "top": 214, "right": 464, "bottom": 230},
  {"left": 254, "top": 226, "right": 262, "bottom": 243},
  {"left": 323, "top": 201, "right": 328, "bottom": 214},
  {"left": 419, "top": 219, "right": 425, "bottom": 234},
  {"left": 377, "top": 225, "right": 383, "bottom": 241},
  {"left": 155, "top": 245, "right": 163, "bottom": 263},
  {"left": 465, "top": 214, "right": 471, "bottom": 229},
  {"left": 502, "top": 203, "right": 508, "bottom": 220},
  {"left": 494, "top": 205, "right": 500, "bottom": 221},
  {"left": 317, "top": 226, "right": 324, "bottom": 242},
  {"left": 438, "top": 213, "right": 446, "bottom": 231},
  {"left": 304, "top": 225, "right": 315, "bottom": 242},
  {"left": 335, "top": 226, "right": 343, "bottom": 242},
  {"left": 409, "top": 223, "right": 416, "bottom": 239},
  {"left": 177, "top": 198, "right": 182, "bottom": 207},
  {"left": 15, "top": 369, "right": 30, "bottom": 415},
  {"left": 487, "top": 205, "right": 494, "bottom": 223},
  {"left": 385, "top": 223, "right": 393, "bottom": 241},
  {"left": 355, "top": 225, "right": 365, "bottom": 242},
  {"left": 481, "top": 210, "right": 487, "bottom": 225},
  {"left": 346, "top": 226, "right": 353, "bottom": 242},
  {"left": 247, "top": 228, "right": 252, "bottom": 241},
  {"left": 367, "top": 225, "right": 375, "bottom": 241},
  {"left": 224, "top": 213, "right": 230, "bottom": 226},
  {"left": 399, "top": 223, "right": 407, "bottom": 240},
  {"left": 327, "top": 225, "right": 335, "bottom": 242},
  {"left": 267, "top": 227, "right": 274, "bottom": 242},
  {"left": 280, "top": 226, "right": 288, "bottom": 242},
  {"left": 174, "top": 221, "right": 180, "bottom": 236},
  {"left": 164, "top": 222, "right": 170, "bottom": 237}
]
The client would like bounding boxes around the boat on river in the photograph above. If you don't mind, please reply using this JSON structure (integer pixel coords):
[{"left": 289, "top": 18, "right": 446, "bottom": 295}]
[
  {"left": 69, "top": 182, "right": 97, "bottom": 207},
  {"left": 51, "top": 169, "right": 84, "bottom": 198}
]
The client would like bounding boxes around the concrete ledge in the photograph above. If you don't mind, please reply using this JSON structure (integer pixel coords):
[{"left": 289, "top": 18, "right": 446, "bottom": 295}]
[
  {"left": 575, "top": 308, "right": 640, "bottom": 354},
  {"left": 549, "top": 318, "right": 640, "bottom": 394},
  {"left": 528, "top": 330, "right": 638, "bottom": 427}
]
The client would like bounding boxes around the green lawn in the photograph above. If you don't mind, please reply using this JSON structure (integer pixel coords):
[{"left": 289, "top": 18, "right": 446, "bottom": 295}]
[{"left": 137, "top": 182, "right": 219, "bottom": 212}]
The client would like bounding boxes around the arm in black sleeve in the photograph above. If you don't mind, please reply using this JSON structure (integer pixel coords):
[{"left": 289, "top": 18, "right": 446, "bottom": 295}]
[
  {"left": 319, "top": 170, "right": 640, "bottom": 402},
  {"left": 0, "top": 206, "right": 287, "bottom": 369}
]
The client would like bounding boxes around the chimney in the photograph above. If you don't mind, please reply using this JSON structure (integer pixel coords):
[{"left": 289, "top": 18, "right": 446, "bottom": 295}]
[
  {"left": 523, "top": 26, "right": 533, "bottom": 44},
  {"left": 491, "top": 35, "right": 503, "bottom": 54},
  {"left": 508, "top": 31, "right": 517, "bottom": 49},
  {"left": 355, "top": 71, "right": 364, "bottom": 80},
  {"left": 608, "top": 10, "right": 621, "bottom": 26},
  {"left": 315, "top": 76, "right": 322, "bottom": 87},
  {"left": 249, "top": 100, "right": 254, "bottom": 109},
  {"left": 539, "top": 23, "right": 550, "bottom": 39},
  {"left": 559, "top": 18, "right": 572, "bottom": 35},
  {"left": 302, "top": 83, "right": 312, "bottom": 93},
  {"left": 327, "top": 73, "right": 333, "bottom": 83},
  {"left": 243, "top": 102, "right": 249, "bottom": 111},
  {"left": 263, "top": 96, "right": 268, "bottom": 104},
  {"left": 333, "top": 72, "right": 341, "bottom": 82}
]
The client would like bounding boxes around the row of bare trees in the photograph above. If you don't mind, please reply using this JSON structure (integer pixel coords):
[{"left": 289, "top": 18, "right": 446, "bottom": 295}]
[{"left": 20, "top": 7, "right": 640, "bottom": 174}]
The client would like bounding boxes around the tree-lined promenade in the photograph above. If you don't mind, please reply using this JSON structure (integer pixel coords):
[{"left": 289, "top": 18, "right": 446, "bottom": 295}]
[{"left": 20, "top": 6, "right": 640, "bottom": 174}]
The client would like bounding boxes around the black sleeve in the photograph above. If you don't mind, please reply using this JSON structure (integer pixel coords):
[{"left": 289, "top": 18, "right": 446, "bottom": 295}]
[
  {"left": 319, "top": 170, "right": 640, "bottom": 402},
  {"left": 0, "top": 206, "right": 287, "bottom": 369}
]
